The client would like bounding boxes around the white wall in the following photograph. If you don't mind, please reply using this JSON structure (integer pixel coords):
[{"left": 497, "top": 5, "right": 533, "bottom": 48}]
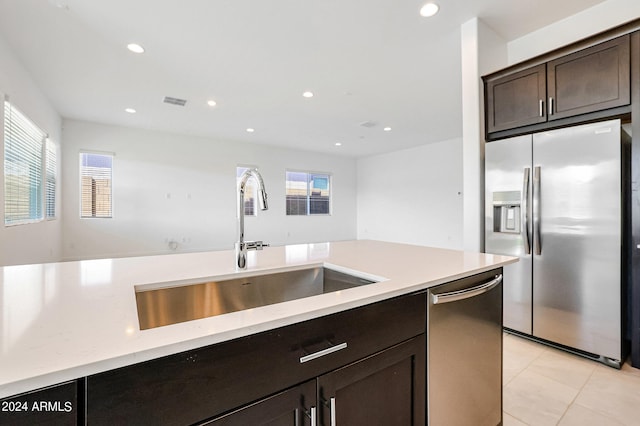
[
  {"left": 508, "top": 0, "right": 640, "bottom": 64},
  {"left": 61, "top": 120, "right": 357, "bottom": 261},
  {"left": 460, "top": 18, "right": 508, "bottom": 252},
  {"left": 355, "top": 19, "right": 507, "bottom": 252},
  {"left": 356, "top": 138, "right": 463, "bottom": 249},
  {"left": 0, "top": 34, "right": 62, "bottom": 266}
]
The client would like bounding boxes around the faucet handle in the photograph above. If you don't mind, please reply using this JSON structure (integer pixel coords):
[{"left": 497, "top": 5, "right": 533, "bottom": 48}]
[
  {"left": 246, "top": 240, "right": 269, "bottom": 250},
  {"left": 254, "top": 241, "right": 268, "bottom": 250}
]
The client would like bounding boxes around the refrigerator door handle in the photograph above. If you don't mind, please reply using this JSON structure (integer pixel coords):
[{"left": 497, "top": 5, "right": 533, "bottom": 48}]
[
  {"left": 522, "top": 167, "right": 531, "bottom": 255},
  {"left": 431, "top": 275, "right": 503, "bottom": 305},
  {"left": 533, "top": 166, "right": 542, "bottom": 255}
]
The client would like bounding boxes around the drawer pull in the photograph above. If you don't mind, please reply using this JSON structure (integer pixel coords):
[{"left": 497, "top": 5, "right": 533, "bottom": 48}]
[{"left": 299, "top": 342, "right": 348, "bottom": 363}]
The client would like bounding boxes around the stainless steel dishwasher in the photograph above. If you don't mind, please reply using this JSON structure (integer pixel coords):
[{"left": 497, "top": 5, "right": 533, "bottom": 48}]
[{"left": 427, "top": 269, "right": 503, "bottom": 426}]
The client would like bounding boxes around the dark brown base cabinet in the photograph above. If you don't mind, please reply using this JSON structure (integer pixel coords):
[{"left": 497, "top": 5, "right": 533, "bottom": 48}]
[
  {"left": 85, "top": 291, "right": 427, "bottom": 425},
  {"left": 317, "top": 336, "right": 425, "bottom": 426},
  {"left": 206, "top": 380, "right": 317, "bottom": 426},
  {"left": 207, "top": 336, "right": 425, "bottom": 426}
]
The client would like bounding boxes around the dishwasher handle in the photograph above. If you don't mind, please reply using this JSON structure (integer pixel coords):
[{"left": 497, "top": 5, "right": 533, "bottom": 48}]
[{"left": 431, "top": 274, "right": 502, "bottom": 305}]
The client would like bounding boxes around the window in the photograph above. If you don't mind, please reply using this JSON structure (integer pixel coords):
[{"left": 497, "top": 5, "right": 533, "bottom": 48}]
[
  {"left": 80, "top": 152, "right": 113, "bottom": 218},
  {"left": 3, "top": 100, "right": 53, "bottom": 225},
  {"left": 45, "top": 140, "right": 57, "bottom": 219},
  {"left": 286, "top": 171, "right": 331, "bottom": 215},
  {"left": 237, "top": 166, "right": 257, "bottom": 216}
]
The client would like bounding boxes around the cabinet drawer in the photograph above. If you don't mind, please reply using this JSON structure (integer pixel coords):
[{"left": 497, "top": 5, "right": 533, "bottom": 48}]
[{"left": 87, "top": 291, "right": 426, "bottom": 426}]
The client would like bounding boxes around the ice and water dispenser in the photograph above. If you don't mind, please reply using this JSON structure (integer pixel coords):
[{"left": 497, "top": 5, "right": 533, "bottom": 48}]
[{"left": 492, "top": 191, "right": 521, "bottom": 234}]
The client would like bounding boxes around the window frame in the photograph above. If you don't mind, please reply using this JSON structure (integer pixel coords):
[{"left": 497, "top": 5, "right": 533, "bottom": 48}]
[
  {"left": 3, "top": 99, "right": 56, "bottom": 227},
  {"left": 79, "top": 150, "right": 114, "bottom": 219},
  {"left": 285, "top": 169, "right": 332, "bottom": 216}
]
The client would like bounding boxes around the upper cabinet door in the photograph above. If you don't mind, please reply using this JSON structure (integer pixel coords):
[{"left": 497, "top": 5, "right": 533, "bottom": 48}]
[
  {"left": 547, "top": 35, "right": 630, "bottom": 121},
  {"left": 485, "top": 64, "right": 547, "bottom": 134}
]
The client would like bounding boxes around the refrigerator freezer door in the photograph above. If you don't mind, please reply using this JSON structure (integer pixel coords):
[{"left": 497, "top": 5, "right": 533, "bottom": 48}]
[
  {"left": 532, "top": 119, "right": 621, "bottom": 360},
  {"left": 485, "top": 135, "right": 533, "bottom": 334}
]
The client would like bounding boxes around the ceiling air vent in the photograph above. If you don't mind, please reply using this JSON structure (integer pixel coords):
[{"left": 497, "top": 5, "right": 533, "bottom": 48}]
[
  {"left": 359, "top": 120, "right": 377, "bottom": 128},
  {"left": 163, "top": 96, "right": 187, "bottom": 107}
]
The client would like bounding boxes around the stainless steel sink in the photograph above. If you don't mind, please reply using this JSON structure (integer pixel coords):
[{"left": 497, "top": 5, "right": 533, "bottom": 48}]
[{"left": 135, "top": 266, "right": 378, "bottom": 330}]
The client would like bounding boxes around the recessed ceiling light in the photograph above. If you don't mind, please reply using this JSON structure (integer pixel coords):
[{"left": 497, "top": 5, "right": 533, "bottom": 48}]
[
  {"left": 207, "top": 100, "right": 217, "bottom": 107},
  {"left": 246, "top": 128, "right": 255, "bottom": 133},
  {"left": 335, "top": 142, "right": 342, "bottom": 146},
  {"left": 127, "top": 43, "right": 145, "bottom": 54},
  {"left": 383, "top": 127, "right": 392, "bottom": 132},
  {"left": 420, "top": 3, "right": 439, "bottom": 17},
  {"left": 125, "top": 108, "right": 136, "bottom": 114},
  {"left": 303, "top": 91, "right": 314, "bottom": 98}
]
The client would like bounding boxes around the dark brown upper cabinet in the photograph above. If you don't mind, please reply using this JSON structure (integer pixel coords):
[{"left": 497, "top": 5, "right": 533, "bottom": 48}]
[
  {"left": 484, "top": 34, "right": 631, "bottom": 137},
  {"left": 486, "top": 64, "right": 547, "bottom": 133},
  {"left": 547, "top": 35, "right": 630, "bottom": 121}
]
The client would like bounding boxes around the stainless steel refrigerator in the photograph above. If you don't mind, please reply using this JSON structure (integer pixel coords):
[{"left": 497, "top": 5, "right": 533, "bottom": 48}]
[{"left": 485, "top": 119, "right": 629, "bottom": 367}]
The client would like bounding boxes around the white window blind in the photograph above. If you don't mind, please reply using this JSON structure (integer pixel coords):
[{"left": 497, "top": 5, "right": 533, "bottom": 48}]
[
  {"left": 45, "top": 139, "right": 57, "bottom": 219},
  {"left": 80, "top": 153, "right": 113, "bottom": 218},
  {"left": 4, "top": 100, "right": 48, "bottom": 225}
]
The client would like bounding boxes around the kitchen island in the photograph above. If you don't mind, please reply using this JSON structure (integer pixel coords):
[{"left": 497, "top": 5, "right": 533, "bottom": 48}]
[{"left": 0, "top": 240, "right": 515, "bottom": 424}]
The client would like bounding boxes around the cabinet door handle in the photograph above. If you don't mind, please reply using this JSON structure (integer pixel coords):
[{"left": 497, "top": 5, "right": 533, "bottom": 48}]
[
  {"left": 548, "top": 97, "right": 554, "bottom": 115},
  {"left": 330, "top": 397, "right": 336, "bottom": 426},
  {"left": 304, "top": 406, "right": 316, "bottom": 426},
  {"left": 299, "top": 342, "right": 348, "bottom": 363},
  {"left": 539, "top": 99, "right": 544, "bottom": 117}
]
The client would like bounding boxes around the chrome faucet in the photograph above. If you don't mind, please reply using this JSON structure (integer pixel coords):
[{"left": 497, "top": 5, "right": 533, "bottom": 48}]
[{"left": 236, "top": 168, "right": 269, "bottom": 269}]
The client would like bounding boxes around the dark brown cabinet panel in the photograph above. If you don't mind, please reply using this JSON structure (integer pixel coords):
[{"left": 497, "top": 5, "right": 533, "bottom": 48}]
[
  {"left": 205, "top": 335, "right": 425, "bottom": 426},
  {"left": 547, "top": 35, "right": 630, "bottom": 121},
  {"left": 317, "top": 335, "right": 426, "bottom": 426},
  {"left": 484, "top": 34, "right": 631, "bottom": 138},
  {"left": 86, "top": 292, "right": 426, "bottom": 425},
  {"left": 0, "top": 381, "right": 79, "bottom": 426},
  {"left": 485, "top": 64, "right": 547, "bottom": 133},
  {"left": 204, "top": 380, "right": 316, "bottom": 426}
]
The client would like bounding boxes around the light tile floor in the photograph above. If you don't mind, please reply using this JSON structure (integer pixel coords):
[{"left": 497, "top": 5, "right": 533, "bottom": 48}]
[{"left": 503, "top": 333, "right": 640, "bottom": 425}]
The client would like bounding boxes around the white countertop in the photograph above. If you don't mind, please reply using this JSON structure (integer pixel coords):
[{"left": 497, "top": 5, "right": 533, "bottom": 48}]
[{"left": 0, "top": 240, "right": 516, "bottom": 398}]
